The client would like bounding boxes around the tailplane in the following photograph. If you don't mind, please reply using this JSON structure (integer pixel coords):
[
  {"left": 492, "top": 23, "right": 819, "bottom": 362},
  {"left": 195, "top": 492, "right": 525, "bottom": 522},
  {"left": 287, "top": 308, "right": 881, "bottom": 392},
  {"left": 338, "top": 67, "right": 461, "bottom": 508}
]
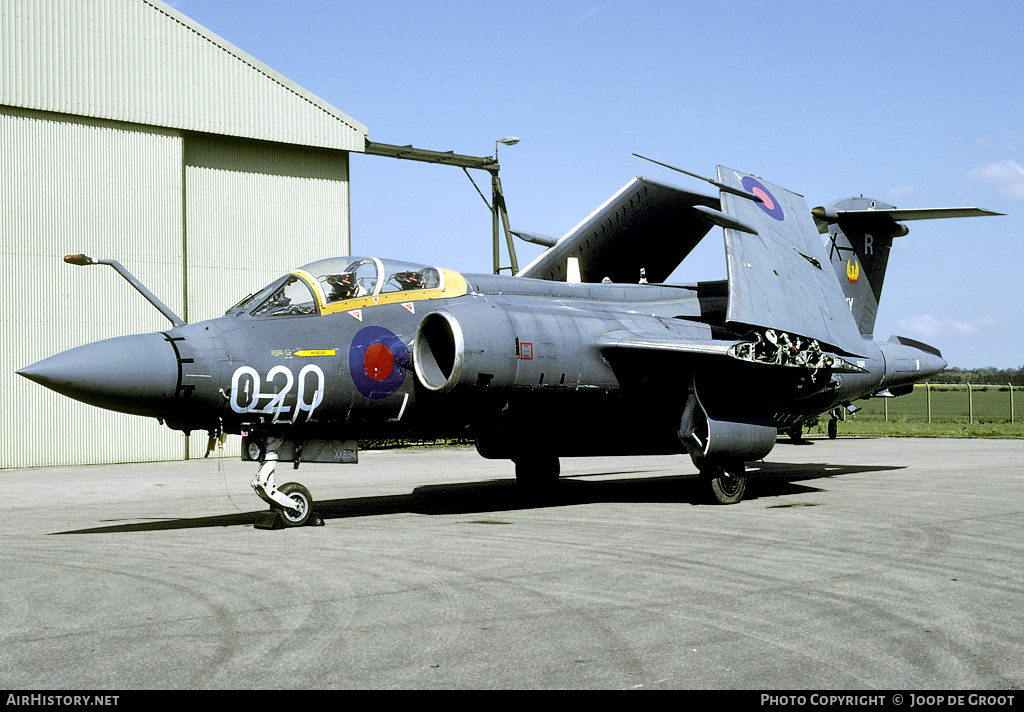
[{"left": 814, "top": 200, "right": 1002, "bottom": 337}]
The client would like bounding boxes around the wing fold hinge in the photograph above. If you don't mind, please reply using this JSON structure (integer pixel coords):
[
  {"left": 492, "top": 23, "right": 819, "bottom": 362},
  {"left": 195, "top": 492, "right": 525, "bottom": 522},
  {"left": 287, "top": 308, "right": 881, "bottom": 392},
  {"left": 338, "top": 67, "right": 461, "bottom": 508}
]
[{"left": 728, "top": 328, "right": 867, "bottom": 373}]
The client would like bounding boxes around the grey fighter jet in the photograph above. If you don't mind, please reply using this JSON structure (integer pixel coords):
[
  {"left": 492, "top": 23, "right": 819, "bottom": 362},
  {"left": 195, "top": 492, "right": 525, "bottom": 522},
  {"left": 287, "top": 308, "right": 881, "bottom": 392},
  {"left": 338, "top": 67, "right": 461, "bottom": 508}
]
[{"left": 18, "top": 163, "right": 1000, "bottom": 524}]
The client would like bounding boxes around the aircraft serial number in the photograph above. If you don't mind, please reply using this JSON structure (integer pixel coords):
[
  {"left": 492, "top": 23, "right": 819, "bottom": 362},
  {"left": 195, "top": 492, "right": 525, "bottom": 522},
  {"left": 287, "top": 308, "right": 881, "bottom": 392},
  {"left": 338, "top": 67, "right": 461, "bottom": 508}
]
[{"left": 230, "top": 364, "right": 325, "bottom": 422}]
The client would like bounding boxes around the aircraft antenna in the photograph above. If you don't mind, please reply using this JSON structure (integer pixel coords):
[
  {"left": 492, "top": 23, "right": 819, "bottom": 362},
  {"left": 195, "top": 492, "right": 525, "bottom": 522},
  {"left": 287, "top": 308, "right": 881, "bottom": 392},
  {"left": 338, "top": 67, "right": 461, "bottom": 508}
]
[{"left": 633, "top": 154, "right": 764, "bottom": 204}]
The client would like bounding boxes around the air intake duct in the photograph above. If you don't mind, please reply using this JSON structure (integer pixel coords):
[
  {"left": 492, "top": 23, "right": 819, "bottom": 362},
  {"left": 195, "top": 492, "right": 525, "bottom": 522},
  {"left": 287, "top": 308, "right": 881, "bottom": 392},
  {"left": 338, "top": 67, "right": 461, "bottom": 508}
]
[
  {"left": 412, "top": 301, "right": 618, "bottom": 395},
  {"left": 413, "top": 304, "right": 518, "bottom": 393}
]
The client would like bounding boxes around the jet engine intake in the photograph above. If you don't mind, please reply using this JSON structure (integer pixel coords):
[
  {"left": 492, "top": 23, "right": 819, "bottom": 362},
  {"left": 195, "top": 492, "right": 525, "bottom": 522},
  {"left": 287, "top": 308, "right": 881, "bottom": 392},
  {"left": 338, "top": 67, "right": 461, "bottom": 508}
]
[
  {"left": 413, "top": 310, "right": 465, "bottom": 392},
  {"left": 413, "top": 304, "right": 519, "bottom": 393},
  {"left": 413, "top": 301, "right": 619, "bottom": 395}
]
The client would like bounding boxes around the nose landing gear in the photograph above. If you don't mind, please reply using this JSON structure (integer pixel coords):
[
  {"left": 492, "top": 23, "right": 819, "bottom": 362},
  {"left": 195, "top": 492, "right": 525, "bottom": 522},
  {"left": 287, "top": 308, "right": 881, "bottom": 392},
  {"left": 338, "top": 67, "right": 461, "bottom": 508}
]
[
  {"left": 250, "top": 442, "right": 321, "bottom": 528},
  {"left": 274, "top": 482, "right": 314, "bottom": 527}
]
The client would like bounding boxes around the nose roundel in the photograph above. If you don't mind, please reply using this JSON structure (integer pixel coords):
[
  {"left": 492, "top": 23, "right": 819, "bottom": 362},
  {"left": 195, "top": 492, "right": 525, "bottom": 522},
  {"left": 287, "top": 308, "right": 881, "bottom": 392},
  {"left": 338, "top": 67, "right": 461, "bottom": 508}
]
[
  {"left": 349, "top": 326, "right": 408, "bottom": 399},
  {"left": 364, "top": 342, "right": 395, "bottom": 382}
]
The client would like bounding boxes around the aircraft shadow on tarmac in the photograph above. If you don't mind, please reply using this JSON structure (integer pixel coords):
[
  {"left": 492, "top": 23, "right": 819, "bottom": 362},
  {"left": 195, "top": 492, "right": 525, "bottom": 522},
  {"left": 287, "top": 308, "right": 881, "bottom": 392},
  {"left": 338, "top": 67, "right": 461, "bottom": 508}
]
[{"left": 52, "top": 456, "right": 903, "bottom": 535}]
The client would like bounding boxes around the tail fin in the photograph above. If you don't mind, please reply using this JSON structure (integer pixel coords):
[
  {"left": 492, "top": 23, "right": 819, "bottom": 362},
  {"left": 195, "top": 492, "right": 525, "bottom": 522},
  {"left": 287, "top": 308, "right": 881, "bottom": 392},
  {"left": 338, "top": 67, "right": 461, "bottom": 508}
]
[
  {"left": 815, "top": 200, "right": 1003, "bottom": 337},
  {"left": 818, "top": 197, "right": 898, "bottom": 338}
]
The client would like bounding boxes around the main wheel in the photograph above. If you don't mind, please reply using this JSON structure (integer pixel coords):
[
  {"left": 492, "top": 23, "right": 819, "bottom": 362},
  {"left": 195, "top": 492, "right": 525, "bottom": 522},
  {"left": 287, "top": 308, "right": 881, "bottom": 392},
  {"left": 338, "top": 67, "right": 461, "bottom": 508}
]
[
  {"left": 827, "top": 418, "right": 838, "bottom": 439},
  {"left": 514, "top": 456, "right": 560, "bottom": 490},
  {"left": 701, "top": 465, "right": 747, "bottom": 505},
  {"left": 273, "top": 482, "right": 313, "bottom": 527}
]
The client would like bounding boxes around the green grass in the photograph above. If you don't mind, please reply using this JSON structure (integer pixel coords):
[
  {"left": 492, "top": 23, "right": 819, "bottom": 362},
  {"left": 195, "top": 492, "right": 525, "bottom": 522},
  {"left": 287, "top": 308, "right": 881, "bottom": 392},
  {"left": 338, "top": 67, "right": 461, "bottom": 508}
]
[
  {"left": 361, "top": 424, "right": 1023, "bottom": 451},
  {"left": 361, "top": 438, "right": 474, "bottom": 450},
  {"left": 854, "top": 385, "right": 1019, "bottom": 425},
  {"left": 809, "top": 420, "right": 1024, "bottom": 438},
  {"left": 831, "top": 384, "right": 1022, "bottom": 437}
]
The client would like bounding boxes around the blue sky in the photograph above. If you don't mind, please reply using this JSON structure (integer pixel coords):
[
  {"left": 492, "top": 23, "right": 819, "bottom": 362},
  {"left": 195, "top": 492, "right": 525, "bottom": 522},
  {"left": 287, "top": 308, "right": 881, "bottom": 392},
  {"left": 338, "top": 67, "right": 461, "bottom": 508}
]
[{"left": 171, "top": 0, "right": 1022, "bottom": 369}]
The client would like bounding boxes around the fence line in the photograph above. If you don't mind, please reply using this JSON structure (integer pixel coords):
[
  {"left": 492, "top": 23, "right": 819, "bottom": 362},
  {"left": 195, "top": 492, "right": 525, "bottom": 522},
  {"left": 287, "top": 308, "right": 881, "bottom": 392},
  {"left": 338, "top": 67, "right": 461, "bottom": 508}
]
[{"left": 858, "top": 383, "right": 1017, "bottom": 424}]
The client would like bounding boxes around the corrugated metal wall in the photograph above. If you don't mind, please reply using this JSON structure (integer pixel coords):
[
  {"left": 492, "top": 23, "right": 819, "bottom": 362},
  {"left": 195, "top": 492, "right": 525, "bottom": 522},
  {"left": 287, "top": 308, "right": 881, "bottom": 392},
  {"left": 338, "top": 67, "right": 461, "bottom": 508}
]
[
  {"left": 1, "top": 0, "right": 367, "bottom": 151},
  {"left": 1, "top": 106, "right": 186, "bottom": 468},
  {"left": 2, "top": 111, "right": 353, "bottom": 468},
  {"left": 2, "top": 0, "right": 362, "bottom": 468}
]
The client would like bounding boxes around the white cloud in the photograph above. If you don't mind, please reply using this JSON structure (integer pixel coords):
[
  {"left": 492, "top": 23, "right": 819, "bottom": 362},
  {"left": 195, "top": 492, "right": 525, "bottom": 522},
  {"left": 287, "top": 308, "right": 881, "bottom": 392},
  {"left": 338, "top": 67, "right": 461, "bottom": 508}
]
[
  {"left": 899, "top": 314, "right": 944, "bottom": 339},
  {"left": 966, "top": 160, "right": 1024, "bottom": 201},
  {"left": 886, "top": 185, "right": 928, "bottom": 202},
  {"left": 899, "top": 314, "right": 998, "bottom": 340},
  {"left": 946, "top": 318, "right": 979, "bottom": 336}
]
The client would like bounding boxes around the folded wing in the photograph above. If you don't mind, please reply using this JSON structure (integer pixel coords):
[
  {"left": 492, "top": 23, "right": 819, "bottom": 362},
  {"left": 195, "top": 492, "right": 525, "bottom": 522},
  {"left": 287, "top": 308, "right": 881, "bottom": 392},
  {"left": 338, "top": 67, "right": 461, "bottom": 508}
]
[
  {"left": 516, "top": 177, "right": 719, "bottom": 283},
  {"left": 716, "top": 167, "right": 867, "bottom": 357}
]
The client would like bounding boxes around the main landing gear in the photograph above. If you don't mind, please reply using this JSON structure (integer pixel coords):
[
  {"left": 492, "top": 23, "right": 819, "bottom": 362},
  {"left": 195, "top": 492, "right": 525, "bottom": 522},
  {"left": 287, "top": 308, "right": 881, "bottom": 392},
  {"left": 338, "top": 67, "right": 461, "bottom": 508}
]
[
  {"left": 513, "top": 455, "right": 560, "bottom": 494},
  {"left": 699, "top": 462, "right": 747, "bottom": 505},
  {"left": 250, "top": 441, "right": 320, "bottom": 528},
  {"left": 511, "top": 452, "right": 748, "bottom": 505},
  {"left": 787, "top": 414, "right": 840, "bottom": 442}
]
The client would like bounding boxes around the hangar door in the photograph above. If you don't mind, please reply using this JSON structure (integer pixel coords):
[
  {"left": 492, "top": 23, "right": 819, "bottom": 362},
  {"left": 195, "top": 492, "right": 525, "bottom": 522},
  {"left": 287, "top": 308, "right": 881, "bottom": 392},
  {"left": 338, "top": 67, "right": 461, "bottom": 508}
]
[
  {"left": 183, "top": 136, "right": 351, "bottom": 324},
  {"left": 182, "top": 136, "right": 351, "bottom": 458}
]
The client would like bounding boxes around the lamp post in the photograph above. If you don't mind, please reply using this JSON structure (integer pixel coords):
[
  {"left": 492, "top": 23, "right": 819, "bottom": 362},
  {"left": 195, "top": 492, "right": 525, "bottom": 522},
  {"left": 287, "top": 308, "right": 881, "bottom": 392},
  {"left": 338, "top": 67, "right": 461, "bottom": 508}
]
[
  {"left": 495, "top": 136, "right": 519, "bottom": 160},
  {"left": 492, "top": 137, "right": 520, "bottom": 275}
]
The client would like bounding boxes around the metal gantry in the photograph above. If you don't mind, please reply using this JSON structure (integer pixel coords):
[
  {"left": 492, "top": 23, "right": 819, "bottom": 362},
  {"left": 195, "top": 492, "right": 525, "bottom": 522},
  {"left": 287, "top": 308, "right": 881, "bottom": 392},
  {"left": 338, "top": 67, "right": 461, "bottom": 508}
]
[{"left": 363, "top": 140, "right": 519, "bottom": 275}]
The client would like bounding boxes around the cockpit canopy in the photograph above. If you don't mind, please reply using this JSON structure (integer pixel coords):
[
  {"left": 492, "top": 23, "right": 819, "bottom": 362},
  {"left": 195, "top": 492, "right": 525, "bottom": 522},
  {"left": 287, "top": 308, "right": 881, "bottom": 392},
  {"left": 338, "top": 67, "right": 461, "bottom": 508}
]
[{"left": 230, "top": 257, "right": 446, "bottom": 317}]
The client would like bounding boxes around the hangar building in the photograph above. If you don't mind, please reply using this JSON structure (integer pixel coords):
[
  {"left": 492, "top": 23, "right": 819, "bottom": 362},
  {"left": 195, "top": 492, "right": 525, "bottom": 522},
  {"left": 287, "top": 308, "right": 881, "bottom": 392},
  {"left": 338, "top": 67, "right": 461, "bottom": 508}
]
[{"left": 1, "top": 0, "right": 369, "bottom": 468}]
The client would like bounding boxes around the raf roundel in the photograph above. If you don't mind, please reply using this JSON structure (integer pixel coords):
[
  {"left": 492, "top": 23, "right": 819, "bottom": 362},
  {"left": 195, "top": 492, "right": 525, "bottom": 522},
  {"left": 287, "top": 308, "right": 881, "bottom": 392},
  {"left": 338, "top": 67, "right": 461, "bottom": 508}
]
[
  {"left": 349, "top": 326, "right": 409, "bottom": 399},
  {"left": 741, "top": 176, "right": 785, "bottom": 221}
]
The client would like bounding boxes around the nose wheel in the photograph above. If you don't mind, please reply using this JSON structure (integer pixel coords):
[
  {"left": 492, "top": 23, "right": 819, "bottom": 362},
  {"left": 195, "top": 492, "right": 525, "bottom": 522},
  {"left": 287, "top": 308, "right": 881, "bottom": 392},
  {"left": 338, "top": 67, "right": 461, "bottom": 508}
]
[
  {"left": 274, "top": 482, "right": 313, "bottom": 527},
  {"left": 251, "top": 449, "right": 320, "bottom": 527}
]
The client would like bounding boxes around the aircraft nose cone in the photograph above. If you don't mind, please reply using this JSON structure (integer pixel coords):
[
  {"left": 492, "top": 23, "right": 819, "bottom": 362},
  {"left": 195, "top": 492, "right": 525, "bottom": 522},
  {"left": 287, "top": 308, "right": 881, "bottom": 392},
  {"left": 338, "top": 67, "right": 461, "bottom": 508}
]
[{"left": 17, "top": 332, "right": 180, "bottom": 418}]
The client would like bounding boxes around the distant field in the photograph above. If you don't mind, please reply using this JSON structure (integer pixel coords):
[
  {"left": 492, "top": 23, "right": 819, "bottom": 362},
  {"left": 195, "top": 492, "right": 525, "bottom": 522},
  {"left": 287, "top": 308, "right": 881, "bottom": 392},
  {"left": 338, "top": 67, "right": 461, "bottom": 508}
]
[
  {"left": 807, "top": 420, "right": 1024, "bottom": 439},
  {"left": 805, "top": 383, "right": 1022, "bottom": 438},
  {"left": 854, "top": 383, "right": 1018, "bottom": 423}
]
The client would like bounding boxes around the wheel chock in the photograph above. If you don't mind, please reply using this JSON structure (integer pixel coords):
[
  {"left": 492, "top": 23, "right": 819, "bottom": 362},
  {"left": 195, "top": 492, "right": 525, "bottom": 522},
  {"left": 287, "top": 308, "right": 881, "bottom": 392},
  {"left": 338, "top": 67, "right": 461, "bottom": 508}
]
[
  {"left": 253, "top": 511, "right": 284, "bottom": 529},
  {"left": 253, "top": 510, "right": 325, "bottom": 529}
]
